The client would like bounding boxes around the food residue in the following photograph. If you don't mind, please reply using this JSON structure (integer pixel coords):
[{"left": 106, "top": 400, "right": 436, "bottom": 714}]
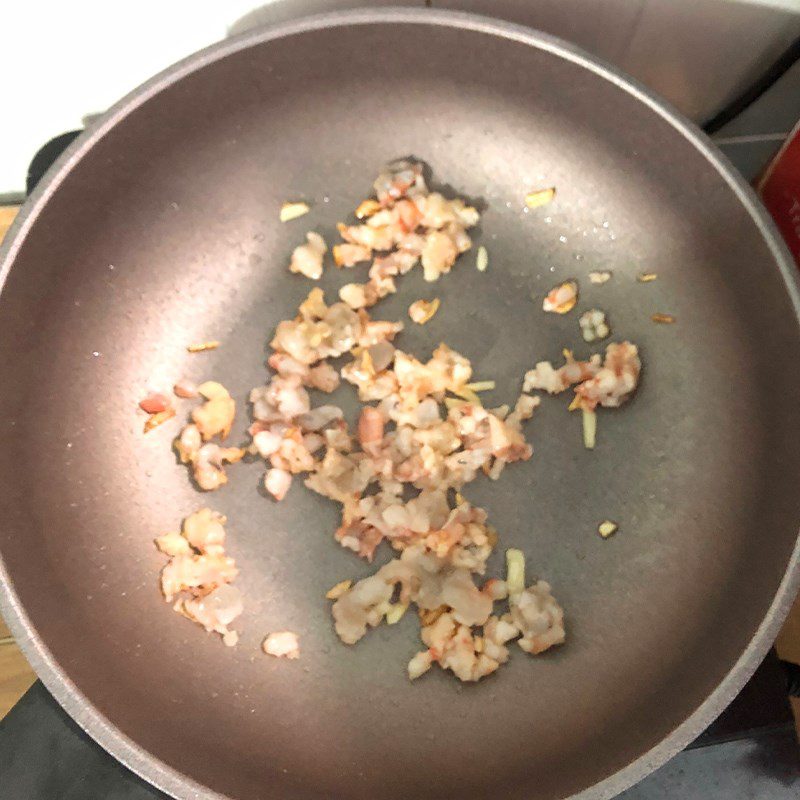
[{"left": 408, "top": 297, "right": 440, "bottom": 324}]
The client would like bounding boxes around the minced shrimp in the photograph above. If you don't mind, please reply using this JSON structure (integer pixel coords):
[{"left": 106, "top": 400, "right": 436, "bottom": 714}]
[
  {"left": 151, "top": 160, "right": 652, "bottom": 682},
  {"left": 156, "top": 509, "right": 242, "bottom": 646}
]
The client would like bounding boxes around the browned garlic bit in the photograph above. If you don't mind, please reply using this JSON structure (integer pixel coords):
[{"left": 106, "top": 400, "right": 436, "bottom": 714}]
[
  {"left": 525, "top": 187, "right": 556, "bottom": 209},
  {"left": 186, "top": 341, "right": 220, "bottom": 353},
  {"left": 144, "top": 407, "right": 176, "bottom": 433},
  {"left": 542, "top": 280, "right": 578, "bottom": 314},
  {"left": 156, "top": 508, "right": 242, "bottom": 646},
  {"left": 289, "top": 232, "right": 327, "bottom": 280},
  {"left": 408, "top": 298, "right": 440, "bottom": 324},
  {"left": 651, "top": 312, "right": 676, "bottom": 324}
]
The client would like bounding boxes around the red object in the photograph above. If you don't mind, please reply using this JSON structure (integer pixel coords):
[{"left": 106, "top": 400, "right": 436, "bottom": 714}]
[
  {"left": 139, "top": 393, "right": 170, "bottom": 414},
  {"left": 758, "top": 120, "right": 800, "bottom": 266}
]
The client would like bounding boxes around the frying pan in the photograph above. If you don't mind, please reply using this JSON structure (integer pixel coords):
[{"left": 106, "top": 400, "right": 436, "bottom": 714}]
[{"left": 1, "top": 9, "right": 799, "bottom": 800}]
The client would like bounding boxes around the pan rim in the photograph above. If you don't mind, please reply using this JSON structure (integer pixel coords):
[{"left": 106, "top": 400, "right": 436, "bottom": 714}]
[{"left": 1, "top": 7, "right": 799, "bottom": 800}]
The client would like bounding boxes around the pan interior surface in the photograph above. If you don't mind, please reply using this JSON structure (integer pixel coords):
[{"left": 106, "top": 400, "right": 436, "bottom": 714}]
[{"left": 1, "top": 14, "right": 799, "bottom": 800}]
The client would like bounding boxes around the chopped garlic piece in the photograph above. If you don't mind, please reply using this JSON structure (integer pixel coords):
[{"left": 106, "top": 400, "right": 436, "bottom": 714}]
[
  {"left": 582, "top": 408, "right": 597, "bottom": 450},
  {"left": 476, "top": 245, "right": 488, "bottom": 272},
  {"left": 579, "top": 308, "right": 610, "bottom": 342},
  {"left": 355, "top": 198, "right": 381, "bottom": 219},
  {"left": 464, "top": 380, "right": 495, "bottom": 392},
  {"left": 326, "top": 579, "right": 353, "bottom": 600},
  {"left": 506, "top": 548, "right": 525, "bottom": 598},
  {"left": 408, "top": 297, "right": 440, "bottom": 324},
  {"left": 197, "top": 381, "right": 230, "bottom": 401},
  {"left": 385, "top": 603, "right": 409, "bottom": 625},
  {"left": 637, "top": 272, "right": 658, "bottom": 283},
  {"left": 525, "top": 187, "right": 556, "bottom": 209},
  {"left": 588, "top": 270, "right": 612, "bottom": 284},
  {"left": 279, "top": 201, "right": 311, "bottom": 222},
  {"left": 187, "top": 341, "right": 220, "bottom": 353},
  {"left": 598, "top": 520, "right": 618, "bottom": 538}
]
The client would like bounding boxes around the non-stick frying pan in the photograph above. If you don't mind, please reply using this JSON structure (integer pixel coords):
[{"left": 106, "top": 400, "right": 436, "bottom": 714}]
[{"left": 1, "top": 9, "right": 799, "bottom": 800}]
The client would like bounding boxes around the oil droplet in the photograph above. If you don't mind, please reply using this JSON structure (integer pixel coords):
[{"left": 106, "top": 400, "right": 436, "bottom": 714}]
[{"left": 559, "top": 235, "right": 567, "bottom": 243}]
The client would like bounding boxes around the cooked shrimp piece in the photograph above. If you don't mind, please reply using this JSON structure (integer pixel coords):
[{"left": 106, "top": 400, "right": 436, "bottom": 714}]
[
  {"left": 333, "top": 243, "right": 371, "bottom": 267},
  {"left": 262, "top": 631, "right": 300, "bottom": 659},
  {"left": 421, "top": 230, "right": 458, "bottom": 281},
  {"left": 289, "top": 232, "right": 327, "bottom": 280},
  {"left": 573, "top": 341, "right": 641, "bottom": 410},
  {"left": 542, "top": 280, "right": 578, "bottom": 314},
  {"left": 264, "top": 467, "right": 292, "bottom": 501},
  {"left": 357, "top": 406, "right": 384, "bottom": 449}
]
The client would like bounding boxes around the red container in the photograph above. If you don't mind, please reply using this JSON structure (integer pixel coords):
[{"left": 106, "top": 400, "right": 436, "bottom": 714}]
[{"left": 758, "top": 121, "right": 800, "bottom": 266}]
